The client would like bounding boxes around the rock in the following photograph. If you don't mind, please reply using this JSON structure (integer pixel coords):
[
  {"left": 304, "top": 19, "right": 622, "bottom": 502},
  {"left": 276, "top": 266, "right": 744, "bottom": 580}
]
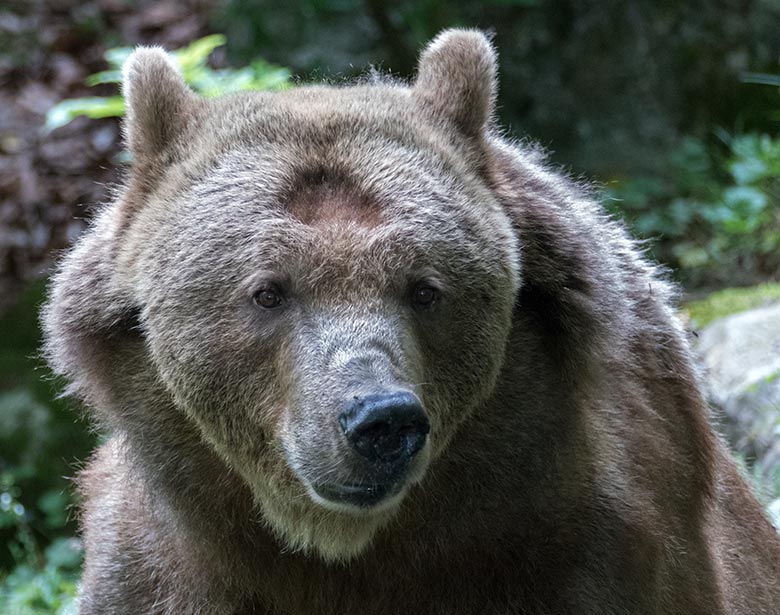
[{"left": 696, "top": 302, "right": 780, "bottom": 485}]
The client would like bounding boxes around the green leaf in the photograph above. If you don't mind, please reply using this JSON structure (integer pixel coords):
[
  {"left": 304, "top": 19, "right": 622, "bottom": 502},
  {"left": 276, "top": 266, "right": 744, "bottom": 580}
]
[
  {"left": 44, "top": 97, "right": 125, "bottom": 132},
  {"left": 726, "top": 186, "right": 767, "bottom": 210},
  {"left": 104, "top": 46, "right": 133, "bottom": 69},
  {"left": 248, "top": 61, "right": 291, "bottom": 91},
  {"left": 44, "top": 538, "right": 82, "bottom": 571},
  {"left": 742, "top": 72, "right": 780, "bottom": 87},
  {"left": 633, "top": 210, "right": 665, "bottom": 236},
  {"left": 672, "top": 243, "right": 711, "bottom": 269},
  {"left": 42, "top": 34, "right": 292, "bottom": 131},
  {"left": 723, "top": 185, "right": 768, "bottom": 214},
  {"left": 730, "top": 157, "right": 767, "bottom": 185},
  {"left": 728, "top": 134, "right": 776, "bottom": 184},
  {"left": 37, "top": 490, "right": 69, "bottom": 530},
  {"left": 668, "top": 198, "right": 695, "bottom": 227},
  {"left": 698, "top": 203, "right": 734, "bottom": 225},
  {"left": 173, "top": 33, "right": 227, "bottom": 74},
  {"left": 2, "top": 561, "right": 80, "bottom": 613},
  {"left": 86, "top": 69, "right": 123, "bottom": 86}
]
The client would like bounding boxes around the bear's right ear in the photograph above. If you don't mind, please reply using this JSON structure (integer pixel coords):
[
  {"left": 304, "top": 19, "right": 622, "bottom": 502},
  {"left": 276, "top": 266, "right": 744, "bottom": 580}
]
[
  {"left": 41, "top": 208, "right": 144, "bottom": 407},
  {"left": 122, "top": 47, "right": 198, "bottom": 162}
]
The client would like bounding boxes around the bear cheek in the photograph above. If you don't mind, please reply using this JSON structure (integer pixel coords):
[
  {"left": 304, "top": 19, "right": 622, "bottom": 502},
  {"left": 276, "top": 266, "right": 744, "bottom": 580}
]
[
  {"left": 418, "top": 290, "right": 513, "bottom": 443},
  {"left": 143, "top": 312, "right": 286, "bottom": 462}
]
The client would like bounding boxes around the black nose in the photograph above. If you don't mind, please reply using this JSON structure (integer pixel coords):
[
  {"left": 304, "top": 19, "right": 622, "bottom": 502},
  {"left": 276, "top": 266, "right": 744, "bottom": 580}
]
[{"left": 339, "top": 392, "right": 430, "bottom": 463}]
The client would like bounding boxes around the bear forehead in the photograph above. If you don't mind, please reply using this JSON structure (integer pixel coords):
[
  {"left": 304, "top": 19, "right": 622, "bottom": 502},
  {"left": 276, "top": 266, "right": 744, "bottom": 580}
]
[
  {"left": 176, "top": 163, "right": 481, "bottom": 270},
  {"left": 200, "top": 85, "right": 461, "bottom": 175},
  {"left": 127, "top": 158, "right": 504, "bottom": 301},
  {"left": 213, "top": 84, "right": 421, "bottom": 134},
  {"left": 174, "top": 126, "right": 478, "bottom": 237}
]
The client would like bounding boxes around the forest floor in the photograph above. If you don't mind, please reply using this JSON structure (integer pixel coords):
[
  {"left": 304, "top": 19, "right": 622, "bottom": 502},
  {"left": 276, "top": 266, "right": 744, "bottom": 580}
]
[{"left": 0, "top": 0, "right": 213, "bottom": 312}]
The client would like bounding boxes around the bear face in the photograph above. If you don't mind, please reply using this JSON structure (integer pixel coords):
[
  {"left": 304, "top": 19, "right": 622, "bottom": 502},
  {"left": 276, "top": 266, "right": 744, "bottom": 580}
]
[
  {"left": 130, "top": 117, "right": 519, "bottom": 558},
  {"left": 47, "top": 32, "right": 520, "bottom": 561}
]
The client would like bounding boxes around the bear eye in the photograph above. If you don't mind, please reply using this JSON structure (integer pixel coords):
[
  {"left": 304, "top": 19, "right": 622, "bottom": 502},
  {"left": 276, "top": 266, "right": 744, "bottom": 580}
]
[
  {"left": 253, "top": 286, "right": 284, "bottom": 309},
  {"left": 411, "top": 283, "right": 440, "bottom": 309}
]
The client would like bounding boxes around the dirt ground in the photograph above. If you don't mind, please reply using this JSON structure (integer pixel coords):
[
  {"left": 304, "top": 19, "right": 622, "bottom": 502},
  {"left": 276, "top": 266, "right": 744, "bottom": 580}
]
[{"left": 0, "top": 0, "right": 213, "bottom": 312}]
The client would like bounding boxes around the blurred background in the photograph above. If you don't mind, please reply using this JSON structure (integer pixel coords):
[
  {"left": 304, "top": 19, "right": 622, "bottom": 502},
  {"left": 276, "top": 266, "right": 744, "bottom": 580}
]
[{"left": 1, "top": 1, "right": 779, "bottom": 612}]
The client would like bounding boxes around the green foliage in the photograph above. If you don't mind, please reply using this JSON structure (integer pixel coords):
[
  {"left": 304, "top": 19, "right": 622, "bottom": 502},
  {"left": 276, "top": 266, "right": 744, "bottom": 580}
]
[
  {"left": 606, "top": 132, "right": 780, "bottom": 285},
  {"left": 0, "top": 539, "right": 81, "bottom": 615},
  {"left": 45, "top": 34, "right": 291, "bottom": 131},
  {"left": 684, "top": 282, "right": 780, "bottom": 327},
  {"left": 743, "top": 72, "right": 780, "bottom": 87},
  {"left": 0, "top": 281, "right": 94, "bottom": 596},
  {"left": 44, "top": 97, "right": 125, "bottom": 131}
]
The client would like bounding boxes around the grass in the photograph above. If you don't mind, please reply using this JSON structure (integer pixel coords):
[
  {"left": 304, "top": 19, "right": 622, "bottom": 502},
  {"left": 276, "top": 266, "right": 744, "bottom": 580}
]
[{"left": 683, "top": 282, "right": 780, "bottom": 327}]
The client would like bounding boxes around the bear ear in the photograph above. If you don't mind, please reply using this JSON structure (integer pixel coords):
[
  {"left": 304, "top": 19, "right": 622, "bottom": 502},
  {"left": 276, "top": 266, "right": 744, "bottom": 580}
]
[
  {"left": 412, "top": 29, "right": 498, "bottom": 139},
  {"left": 122, "top": 46, "right": 197, "bottom": 161},
  {"left": 41, "top": 209, "right": 143, "bottom": 406}
]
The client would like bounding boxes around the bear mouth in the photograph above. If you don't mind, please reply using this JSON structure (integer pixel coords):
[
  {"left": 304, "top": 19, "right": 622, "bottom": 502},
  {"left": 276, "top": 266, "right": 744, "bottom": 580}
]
[
  {"left": 311, "top": 481, "right": 402, "bottom": 508},
  {"left": 283, "top": 437, "right": 432, "bottom": 514}
]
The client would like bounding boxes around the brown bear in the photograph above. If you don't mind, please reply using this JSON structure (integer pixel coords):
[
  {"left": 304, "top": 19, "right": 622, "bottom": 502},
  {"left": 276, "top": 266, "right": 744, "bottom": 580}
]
[{"left": 42, "top": 29, "right": 780, "bottom": 614}]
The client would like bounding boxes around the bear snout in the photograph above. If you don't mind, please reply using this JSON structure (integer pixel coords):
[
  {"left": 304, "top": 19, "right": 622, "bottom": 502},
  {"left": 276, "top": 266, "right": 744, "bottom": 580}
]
[
  {"left": 298, "top": 391, "right": 431, "bottom": 511},
  {"left": 338, "top": 391, "right": 429, "bottom": 464}
]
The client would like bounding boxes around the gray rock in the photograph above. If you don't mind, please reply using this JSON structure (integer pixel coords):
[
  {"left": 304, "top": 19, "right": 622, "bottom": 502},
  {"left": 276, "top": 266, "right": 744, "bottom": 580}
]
[{"left": 696, "top": 302, "right": 780, "bottom": 490}]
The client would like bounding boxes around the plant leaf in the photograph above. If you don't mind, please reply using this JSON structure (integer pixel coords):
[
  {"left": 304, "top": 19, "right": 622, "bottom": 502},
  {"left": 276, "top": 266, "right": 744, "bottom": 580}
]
[{"left": 44, "top": 97, "right": 125, "bottom": 132}]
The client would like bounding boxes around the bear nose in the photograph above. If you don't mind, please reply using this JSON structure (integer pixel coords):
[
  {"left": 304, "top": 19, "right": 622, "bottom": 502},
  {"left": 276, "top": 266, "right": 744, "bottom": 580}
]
[{"left": 339, "top": 392, "right": 430, "bottom": 463}]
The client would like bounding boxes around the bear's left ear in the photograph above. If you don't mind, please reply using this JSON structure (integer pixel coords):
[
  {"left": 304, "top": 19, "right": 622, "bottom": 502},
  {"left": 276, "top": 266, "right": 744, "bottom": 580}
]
[{"left": 412, "top": 29, "right": 498, "bottom": 140}]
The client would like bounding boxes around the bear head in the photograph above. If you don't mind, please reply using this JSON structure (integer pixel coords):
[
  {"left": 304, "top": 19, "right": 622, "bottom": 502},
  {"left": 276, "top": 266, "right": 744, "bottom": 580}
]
[{"left": 43, "top": 30, "right": 522, "bottom": 561}]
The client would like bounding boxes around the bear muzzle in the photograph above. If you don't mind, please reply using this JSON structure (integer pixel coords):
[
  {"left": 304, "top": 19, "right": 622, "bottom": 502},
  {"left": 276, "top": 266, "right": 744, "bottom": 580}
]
[{"left": 305, "top": 390, "right": 430, "bottom": 510}]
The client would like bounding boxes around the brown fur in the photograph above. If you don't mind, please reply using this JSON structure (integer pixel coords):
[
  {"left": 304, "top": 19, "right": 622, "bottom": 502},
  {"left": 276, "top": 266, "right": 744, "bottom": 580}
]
[{"left": 42, "top": 29, "right": 780, "bottom": 614}]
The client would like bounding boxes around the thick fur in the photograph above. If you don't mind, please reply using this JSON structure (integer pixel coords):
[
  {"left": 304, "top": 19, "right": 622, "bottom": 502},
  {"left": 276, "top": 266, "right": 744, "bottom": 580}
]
[{"left": 42, "top": 29, "right": 780, "bottom": 614}]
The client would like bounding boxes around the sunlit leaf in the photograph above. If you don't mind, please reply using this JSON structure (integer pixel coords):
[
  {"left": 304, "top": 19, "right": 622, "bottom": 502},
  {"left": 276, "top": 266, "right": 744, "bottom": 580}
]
[
  {"left": 723, "top": 186, "right": 768, "bottom": 213},
  {"left": 742, "top": 72, "right": 780, "bottom": 87},
  {"left": 44, "top": 538, "right": 82, "bottom": 571},
  {"left": 42, "top": 34, "right": 291, "bottom": 131},
  {"left": 173, "top": 33, "right": 226, "bottom": 73},
  {"left": 86, "top": 70, "right": 123, "bottom": 86},
  {"left": 104, "top": 46, "right": 133, "bottom": 69},
  {"left": 730, "top": 158, "right": 767, "bottom": 185},
  {"left": 44, "top": 97, "right": 125, "bottom": 132}
]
